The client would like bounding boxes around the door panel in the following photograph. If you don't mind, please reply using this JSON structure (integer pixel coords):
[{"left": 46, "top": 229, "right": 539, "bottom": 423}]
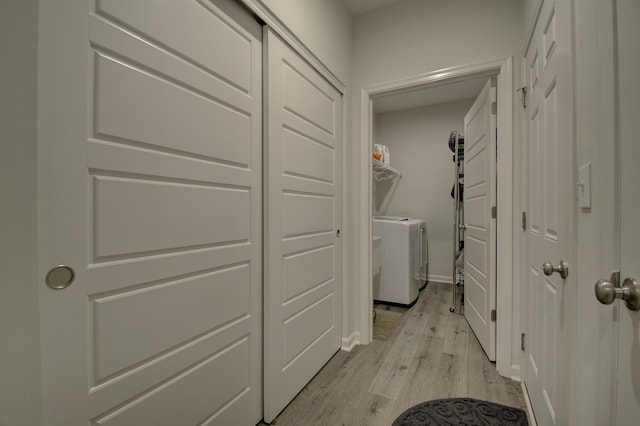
[
  {"left": 283, "top": 129, "right": 336, "bottom": 181},
  {"left": 283, "top": 193, "right": 335, "bottom": 235},
  {"left": 38, "top": 1, "right": 263, "bottom": 424},
  {"left": 463, "top": 79, "right": 496, "bottom": 361},
  {"left": 523, "top": 0, "right": 573, "bottom": 424},
  {"left": 92, "top": 177, "right": 250, "bottom": 258},
  {"left": 282, "top": 64, "right": 335, "bottom": 133},
  {"left": 93, "top": 338, "right": 251, "bottom": 426},
  {"left": 264, "top": 28, "right": 342, "bottom": 423},
  {"left": 92, "top": 264, "right": 250, "bottom": 380},
  {"left": 96, "top": 0, "right": 255, "bottom": 92},
  {"left": 284, "top": 246, "right": 335, "bottom": 300},
  {"left": 94, "top": 54, "right": 252, "bottom": 164}
]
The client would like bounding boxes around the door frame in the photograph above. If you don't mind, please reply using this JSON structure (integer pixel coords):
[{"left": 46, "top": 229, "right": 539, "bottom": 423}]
[
  {"left": 549, "top": 0, "right": 618, "bottom": 423},
  {"left": 358, "top": 57, "right": 518, "bottom": 379}
]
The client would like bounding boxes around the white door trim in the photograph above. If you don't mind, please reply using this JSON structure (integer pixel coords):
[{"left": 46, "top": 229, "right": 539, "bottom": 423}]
[
  {"left": 569, "top": 0, "right": 618, "bottom": 423},
  {"left": 358, "top": 57, "right": 518, "bottom": 379}
]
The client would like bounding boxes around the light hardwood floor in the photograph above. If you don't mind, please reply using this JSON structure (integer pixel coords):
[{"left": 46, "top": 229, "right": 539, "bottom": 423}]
[{"left": 267, "top": 282, "right": 527, "bottom": 426}]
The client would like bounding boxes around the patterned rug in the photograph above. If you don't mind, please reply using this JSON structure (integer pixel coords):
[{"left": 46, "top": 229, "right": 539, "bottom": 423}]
[{"left": 392, "top": 398, "right": 528, "bottom": 425}]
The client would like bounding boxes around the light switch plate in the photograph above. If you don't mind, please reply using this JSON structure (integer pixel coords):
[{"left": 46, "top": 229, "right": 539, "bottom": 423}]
[{"left": 578, "top": 163, "right": 591, "bottom": 208}]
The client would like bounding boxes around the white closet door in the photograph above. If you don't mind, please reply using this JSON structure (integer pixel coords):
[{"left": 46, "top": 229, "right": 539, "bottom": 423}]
[
  {"left": 263, "top": 28, "right": 343, "bottom": 423},
  {"left": 37, "top": 1, "right": 263, "bottom": 424},
  {"left": 463, "top": 79, "right": 497, "bottom": 361}
]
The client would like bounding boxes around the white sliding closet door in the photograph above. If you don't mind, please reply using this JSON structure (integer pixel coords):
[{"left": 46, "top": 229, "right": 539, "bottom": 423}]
[
  {"left": 263, "top": 28, "right": 343, "bottom": 423},
  {"left": 37, "top": 1, "right": 263, "bottom": 424}
]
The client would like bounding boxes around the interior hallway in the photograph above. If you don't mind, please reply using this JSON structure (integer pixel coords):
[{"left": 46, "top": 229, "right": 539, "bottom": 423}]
[{"left": 271, "top": 282, "right": 527, "bottom": 425}]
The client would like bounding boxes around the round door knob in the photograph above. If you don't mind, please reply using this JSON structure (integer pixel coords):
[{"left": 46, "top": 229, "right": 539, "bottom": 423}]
[
  {"left": 45, "top": 265, "right": 75, "bottom": 290},
  {"left": 595, "top": 277, "right": 640, "bottom": 311},
  {"left": 594, "top": 279, "right": 617, "bottom": 305},
  {"left": 542, "top": 260, "right": 569, "bottom": 279}
]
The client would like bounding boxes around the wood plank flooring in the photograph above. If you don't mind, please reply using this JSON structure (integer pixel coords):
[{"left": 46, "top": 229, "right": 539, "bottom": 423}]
[{"left": 266, "top": 282, "right": 527, "bottom": 426}]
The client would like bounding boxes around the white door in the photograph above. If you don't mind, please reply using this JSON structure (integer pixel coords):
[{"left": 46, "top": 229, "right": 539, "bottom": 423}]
[
  {"left": 522, "top": 0, "right": 574, "bottom": 424},
  {"left": 614, "top": 0, "right": 640, "bottom": 422},
  {"left": 37, "top": 1, "right": 263, "bottom": 424},
  {"left": 463, "top": 79, "right": 497, "bottom": 361},
  {"left": 263, "top": 28, "right": 343, "bottom": 423}
]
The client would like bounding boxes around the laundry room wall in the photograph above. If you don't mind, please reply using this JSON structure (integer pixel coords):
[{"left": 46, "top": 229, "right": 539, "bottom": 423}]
[{"left": 375, "top": 99, "right": 475, "bottom": 283}]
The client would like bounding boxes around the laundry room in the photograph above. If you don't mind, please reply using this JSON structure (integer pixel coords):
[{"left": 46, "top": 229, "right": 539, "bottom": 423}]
[{"left": 370, "top": 76, "right": 488, "bottom": 309}]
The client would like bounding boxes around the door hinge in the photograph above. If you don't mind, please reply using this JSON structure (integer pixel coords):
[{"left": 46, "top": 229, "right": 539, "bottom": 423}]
[
  {"left": 521, "top": 333, "right": 526, "bottom": 351},
  {"left": 491, "top": 206, "right": 497, "bottom": 219},
  {"left": 491, "top": 101, "right": 497, "bottom": 115},
  {"left": 517, "top": 86, "right": 527, "bottom": 108},
  {"left": 491, "top": 309, "right": 497, "bottom": 322},
  {"left": 522, "top": 211, "right": 527, "bottom": 230}
]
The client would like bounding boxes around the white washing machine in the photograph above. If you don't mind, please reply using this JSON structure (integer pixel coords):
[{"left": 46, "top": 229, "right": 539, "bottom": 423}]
[{"left": 372, "top": 216, "right": 421, "bottom": 306}]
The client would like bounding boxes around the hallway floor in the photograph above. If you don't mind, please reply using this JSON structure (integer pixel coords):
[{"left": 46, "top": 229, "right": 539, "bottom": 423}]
[{"left": 270, "top": 282, "right": 527, "bottom": 425}]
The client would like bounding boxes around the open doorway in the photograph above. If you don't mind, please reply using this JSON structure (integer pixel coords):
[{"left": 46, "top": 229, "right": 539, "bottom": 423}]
[
  {"left": 371, "top": 76, "right": 487, "bottom": 281},
  {"left": 359, "top": 57, "right": 519, "bottom": 378}
]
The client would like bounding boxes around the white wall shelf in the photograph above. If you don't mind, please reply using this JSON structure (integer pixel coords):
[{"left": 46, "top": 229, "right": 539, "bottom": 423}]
[{"left": 372, "top": 158, "right": 402, "bottom": 181}]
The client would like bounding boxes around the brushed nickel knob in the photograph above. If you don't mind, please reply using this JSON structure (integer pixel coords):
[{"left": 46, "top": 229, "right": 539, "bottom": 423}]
[
  {"left": 595, "top": 277, "right": 640, "bottom": 311},
  {"left": 542, "top": 260, "right": 569, "bottom": 279},
  {"left": 45, "top": 265, "right": 75, "bottom": 290}
]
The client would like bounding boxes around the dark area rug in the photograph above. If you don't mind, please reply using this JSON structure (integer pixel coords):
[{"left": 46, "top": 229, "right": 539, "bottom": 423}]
[{"left": 392, "top": 398, "right": 528, "bottom": 425}]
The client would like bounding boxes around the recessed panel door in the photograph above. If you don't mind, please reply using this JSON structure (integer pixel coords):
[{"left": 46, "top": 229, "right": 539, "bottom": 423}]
[
  {"left": 463, "top": 79, "right": 497, "bottom": 361},
  {"left": 37, "top": 1, "right": 263, "bottom": 424},
  {"left": 263, "top": 28, "right": 343, "bottom": 423},
  {"left": 522, "top": 0, "right": 574, "bottom": 424}
]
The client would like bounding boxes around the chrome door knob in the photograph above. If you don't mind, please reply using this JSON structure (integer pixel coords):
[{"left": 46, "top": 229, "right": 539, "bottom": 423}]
[
  {"left": 542, "top": 260, "right": 569, "bottom": 279},
  {"left": 595, "top": 277, "right": 640, "bottom": 311}
]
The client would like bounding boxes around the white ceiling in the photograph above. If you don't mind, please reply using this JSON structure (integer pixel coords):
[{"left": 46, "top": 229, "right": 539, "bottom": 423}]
[
  {"left": 343, "top": 0, "right": 403, "bottom": 16},
  {"left": 372, "top": 77, "right": 489, "bottom": 114}
]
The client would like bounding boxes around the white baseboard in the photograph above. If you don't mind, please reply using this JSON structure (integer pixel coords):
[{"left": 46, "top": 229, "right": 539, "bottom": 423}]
[
  {"left": 341, "top": 332, "right": 360, "bottom": 352},
  {"left": 521, "top": 382, "right": 537, "bottom": 426},
  {"left": 427, "top": 274, "right": 453, "bottom": 284},
  {"left": 510, "top": 364, "right": 521, "bottom": 382}
]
